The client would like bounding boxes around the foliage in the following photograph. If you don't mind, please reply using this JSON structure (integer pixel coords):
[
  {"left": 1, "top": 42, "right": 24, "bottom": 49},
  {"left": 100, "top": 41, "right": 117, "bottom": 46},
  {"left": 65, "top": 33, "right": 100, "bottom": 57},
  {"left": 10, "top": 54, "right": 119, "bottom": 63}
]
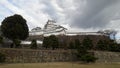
[
  {"left": 69, "top": 39, "right": 81, "bottom": 49},
  {"left": 82, "top": 37, "right": 93, "bottom": 50},
  {"left": 14, "top": 39, "right": 21, "bottom": 48},
  {"left": 76, "top": 45, "right": 97, "bottom": 63},
  {"left": 96, "top": 40, "right": 109, "bottom": 50},
  {"left": 49, "top": 35, "right": 59, "bottom": 50},
  {"left": 43, "top": 35, "right": 59, "bottom": 50},
  {"left": 77, "top": 46, "right": 88, "bottom": 57},
  {"left": 80, "top": 54, "right": 97, "bottom": 63},
  {"left": 76, "top": 37, "right": 97, "bottom": 63},
  {"left": 30, "top": 39, "right": 37, "bottom": 49},
  {"left": 69, "top": 41, "right": 75, "bottom": 49},
  {"left": 74, "top": 39, "right": 81, "bottom": 48},
  {"left": 0, "top": 52, "right": 6, "bottom": 63},
  {"left": 108, "top": 43, "right": 120, "bottom": 52},
  {"left": 0, "top": 36, "right": 3, "bottom": 44},
  {"left": 1, "top": 14, "right": 29, "bottom": 47},
  {"left": 43, "top": 37, "right": 50, "bottom": 48},
  {"left": 96, "top": 39, "right": 120, "bottom": 52}
]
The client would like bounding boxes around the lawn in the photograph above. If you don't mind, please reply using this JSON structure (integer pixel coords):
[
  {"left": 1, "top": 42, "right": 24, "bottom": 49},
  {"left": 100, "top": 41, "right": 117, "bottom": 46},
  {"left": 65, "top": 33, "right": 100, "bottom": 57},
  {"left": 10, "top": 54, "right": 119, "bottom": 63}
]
[{"left": 0, "top": 62, "right": 120, "bottom": 68}]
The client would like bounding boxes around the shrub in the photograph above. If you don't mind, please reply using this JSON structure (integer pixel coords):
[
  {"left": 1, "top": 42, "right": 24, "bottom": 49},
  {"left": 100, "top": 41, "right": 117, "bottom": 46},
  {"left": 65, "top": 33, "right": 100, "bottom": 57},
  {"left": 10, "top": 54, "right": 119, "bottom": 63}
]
[
  {"left": 69, "top": 41, "right": 75, "bottom": 49},
  {"left": 14, "top": 39, "right": 21, "bottom": 48},
  {"left": 76, "top": 44, "right": 97, "bottom": 63},
  {"left": 82, "top": 37, "right": 93, "bottom": 50},
  {"left": 30, "top": 39, "right": 37, "bottom": 49},
  {"left": 96, "top": 40, "right": 109, "bottom": 50},
  {"left": 0, "top": 36, "right": 3, "bottom": 44},
  {"left": 0, "top": 53, "right": 6, "bottom": 63},
  {"left": 43, "top": 35, "right": 59, "bottom": 50},
  {"left": 80, "top": 54, "right": 97, "bottom": 63}
]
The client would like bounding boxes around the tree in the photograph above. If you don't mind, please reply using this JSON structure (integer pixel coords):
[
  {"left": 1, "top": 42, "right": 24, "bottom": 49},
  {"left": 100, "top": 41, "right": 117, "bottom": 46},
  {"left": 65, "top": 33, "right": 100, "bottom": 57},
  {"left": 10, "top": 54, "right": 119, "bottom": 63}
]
[
  {"left": 43, "top": 37, "right": 50, "bottom": 48},
  {"left": 0, "top": 36, "right": 3, "bottom": 44},
  {"left": 49, "top": 35, "right": 59, "bottom": 50},
  {"left": 80, "top": 54, "right": 97, "bottom": 63},
  {"left": 1, "top": 14, "right": 29, "bottom": 47},
  {"left": 69, "top": 41, "right": 75, "bottom": 49},
  {"left": 0, "top": 36, "right": 3, "bottom": 47},
  {"left": 76, "top": 37, "right": 97, "bottom": 63},
  {"left": 14, "top": 39, "right": 21, "bottom": 48},
  {"left": 108, "top": 41, "right": 120, "bottom": 52},
  {"left": 43, "top": 35, "right": 59, "bottom": 50},
  {"left": 82, "top": 37, "right": 93, "bottom": 50},
  {"left": 74, "top": 39, "right": 81, "bottom": 48},
  {"left": 96, "top": 40, "right": 109, "bottom": 50},
  {"left": 77, "top": 45, "right": 88, "bottom": 58},
  {"left": 30, "top": 39, "right": 37, "bottom": 49},
  {"left": 0, "top": 53, "right": 6, "bottom": 63}
]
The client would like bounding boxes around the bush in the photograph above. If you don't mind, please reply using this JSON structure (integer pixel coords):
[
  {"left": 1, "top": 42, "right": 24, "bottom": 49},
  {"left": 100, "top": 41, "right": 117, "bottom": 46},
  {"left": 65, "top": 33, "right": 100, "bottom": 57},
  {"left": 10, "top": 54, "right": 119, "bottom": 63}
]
[
  {"left": 96, "top": 40, "right": 109, "bottom": 51},
  {"left": 14, "top": 39, "right": 21, "bottom": 48},
  {"left": 0, "top": 53, "right": 6, "bottom": 63},
  {"left": 30, "top": 39, "right": 37, "bottom": 49},
  {"left": 69, "top": 41, "right": 75, "bottom": 49},
  {"left": 82, "top": 37, "right": 93, "bottom": 50},
  {"left": 77, "top": 46, "right": 88, "bottom": 58},
  {"left": 76, "top": 44, "right": 97, "bottom": 63},
  {"left": 0, "top": 36, "right": 3, "bottom": 44},
  {"left": 43, "top": 35, "right": 59, "bottom": 50},
  {"left": 80, "top": 54, "right": 97, "bottom": 63}
]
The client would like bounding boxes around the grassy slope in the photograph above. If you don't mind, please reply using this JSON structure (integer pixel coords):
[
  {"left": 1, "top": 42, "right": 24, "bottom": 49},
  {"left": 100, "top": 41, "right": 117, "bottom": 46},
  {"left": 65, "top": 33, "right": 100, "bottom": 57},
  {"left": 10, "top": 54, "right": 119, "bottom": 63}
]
[{"left": 0, "top": 62, "right": 120, "bottom": 68}]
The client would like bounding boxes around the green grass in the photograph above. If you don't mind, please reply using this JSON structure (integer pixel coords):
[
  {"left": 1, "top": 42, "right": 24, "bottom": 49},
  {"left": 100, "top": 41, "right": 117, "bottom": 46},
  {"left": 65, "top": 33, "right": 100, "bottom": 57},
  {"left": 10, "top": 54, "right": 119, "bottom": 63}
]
[{"left": 0, "top": 62, "right": 120, "bottom": 68}]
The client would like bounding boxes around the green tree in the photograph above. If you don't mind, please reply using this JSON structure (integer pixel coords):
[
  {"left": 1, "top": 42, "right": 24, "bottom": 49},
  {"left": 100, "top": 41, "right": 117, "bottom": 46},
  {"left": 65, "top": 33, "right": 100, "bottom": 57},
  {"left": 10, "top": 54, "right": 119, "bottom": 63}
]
[
  {"left": 43, "top": 35, "right": 59, "bottom": 50},
  {"left": 77, "top": 45, "right": 88, "bottom": 58},
  {"left": 74, "top": 39, "right": 81, "bottom": 48},
  {"left": 0, "top": 53, "right": 6, "bottom": 63},
  {"left": 69, "top": 39, "right": 81, "bottom": 49},
  {"left": 76, "top": 37, "right": 97, "bottom": 63},
  {"left": 96, "top": 40, "right": 108, "bottom": 50},
  {"left": 43, "top": 37, "right": 50, "bottom": 48},
  {"left": 76, "top": 45, "right": 97, "bottom": 63},
  {"left": 49, "top": 35, "right": 59, "bottom": 50},
  {"left": 0, "top": 36, "right": 3, "bottom": 44},
  {"left": 30, "top": 39, "right": 37, "bottom": 49},
  {"left": 69, "top": 41, "right": 75, "bottom": 49},
  {"left": 82, "top": 37, "right": 93, "bottom": 50},
  {"left": 14, "top": 39, "right": 21, "bottom": 48},
  {"left": 108, "top": 42, "right": 120, "bottom": 52},
  {"left": 80, "top": 54, "right": 97, "bottom": 63},
  {"left": 1, "top": 14, "right": 29, "bottom": 48}
]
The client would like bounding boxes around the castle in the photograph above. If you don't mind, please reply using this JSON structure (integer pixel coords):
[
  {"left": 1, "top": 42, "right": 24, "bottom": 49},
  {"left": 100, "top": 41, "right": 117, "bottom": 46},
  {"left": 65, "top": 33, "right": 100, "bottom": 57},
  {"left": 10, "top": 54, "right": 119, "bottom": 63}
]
[
  {"left": 21, "top": 20, "right": 117, "bottom": 47},
  {"left": 29, "top": 20, "right": 112, "bottom": 36}
]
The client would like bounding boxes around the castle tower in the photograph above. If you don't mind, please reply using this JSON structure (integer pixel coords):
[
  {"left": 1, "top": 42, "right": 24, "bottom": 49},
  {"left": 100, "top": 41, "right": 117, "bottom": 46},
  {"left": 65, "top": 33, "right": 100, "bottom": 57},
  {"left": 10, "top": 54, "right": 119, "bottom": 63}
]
[{"left": 43, "top": 20, "right": 67, "bottom": 36}]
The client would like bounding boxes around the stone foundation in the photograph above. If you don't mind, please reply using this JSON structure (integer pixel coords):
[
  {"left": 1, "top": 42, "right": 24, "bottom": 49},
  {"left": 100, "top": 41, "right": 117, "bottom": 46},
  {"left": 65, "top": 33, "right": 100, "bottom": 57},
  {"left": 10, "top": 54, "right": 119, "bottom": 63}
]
[
  {"left": 0, "top": 48, "right": 76, "bottom": 63},
  {"left": 94, "top": 51, "right": 120, "bottom": 63},
  {"left": 0, "top": 48, "right": 120, "bottom": 63}
]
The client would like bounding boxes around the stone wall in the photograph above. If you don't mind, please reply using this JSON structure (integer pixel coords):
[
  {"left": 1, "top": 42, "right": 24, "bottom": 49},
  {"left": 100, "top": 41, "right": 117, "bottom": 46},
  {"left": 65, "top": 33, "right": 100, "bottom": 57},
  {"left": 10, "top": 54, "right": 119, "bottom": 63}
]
[
  {"left": 0, "top": 48, "right": 76, "bottom": 63},
  {"left": 0, "top": 48, "right": 120, "bottom": 63},
  {"left": 57, "top": 35, "right": 110, "bottom": 46},
  {"left": 94, "top": 51, "right": 120, "bottom": 63},
  {"left": 27, "top": 35, "right": 110, "bottom": 47}
]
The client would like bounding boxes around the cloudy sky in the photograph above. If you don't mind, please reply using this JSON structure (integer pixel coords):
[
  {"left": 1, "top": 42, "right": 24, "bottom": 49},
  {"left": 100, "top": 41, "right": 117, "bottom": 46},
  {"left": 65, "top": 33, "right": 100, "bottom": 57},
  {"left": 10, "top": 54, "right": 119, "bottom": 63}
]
[{"left": 0, "top": 0, "right": 120, "bottom": 39}]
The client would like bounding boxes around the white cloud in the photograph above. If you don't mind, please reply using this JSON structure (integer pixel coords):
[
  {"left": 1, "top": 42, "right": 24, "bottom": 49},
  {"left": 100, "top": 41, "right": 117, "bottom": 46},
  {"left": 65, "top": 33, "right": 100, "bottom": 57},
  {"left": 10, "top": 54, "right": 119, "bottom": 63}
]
[
  {"left": 0, "top": 0, "right": 51, "bottom": 29},
  {"left": 0, "top": 0, "right": 120, "bottom": 39}
]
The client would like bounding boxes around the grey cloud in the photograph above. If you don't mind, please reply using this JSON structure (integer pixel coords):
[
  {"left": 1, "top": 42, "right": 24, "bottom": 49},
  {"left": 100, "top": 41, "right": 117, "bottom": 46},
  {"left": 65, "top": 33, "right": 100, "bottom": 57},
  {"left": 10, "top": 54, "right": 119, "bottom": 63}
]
[
  {"left": 5, "top": 0, "right": 120, "bottom": 30},
  {"left": 45, "top": 0, "right": 120, "bottom": 29},
  {"left": 69, "top": 0, "right": 120, "bottom": 29},
  {"left": 41, "top": 1, "right": 60, "bottom": 21}
]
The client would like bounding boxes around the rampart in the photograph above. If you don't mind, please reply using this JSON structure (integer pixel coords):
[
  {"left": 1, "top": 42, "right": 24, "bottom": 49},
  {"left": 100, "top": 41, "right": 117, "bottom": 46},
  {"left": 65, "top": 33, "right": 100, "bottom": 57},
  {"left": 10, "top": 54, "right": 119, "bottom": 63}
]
[
  {"left": 0, "top": 48, "right": 120, "bottom": 63},
  {"left": 0, "top": 48, "right": 76, "bottom": 63}
]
